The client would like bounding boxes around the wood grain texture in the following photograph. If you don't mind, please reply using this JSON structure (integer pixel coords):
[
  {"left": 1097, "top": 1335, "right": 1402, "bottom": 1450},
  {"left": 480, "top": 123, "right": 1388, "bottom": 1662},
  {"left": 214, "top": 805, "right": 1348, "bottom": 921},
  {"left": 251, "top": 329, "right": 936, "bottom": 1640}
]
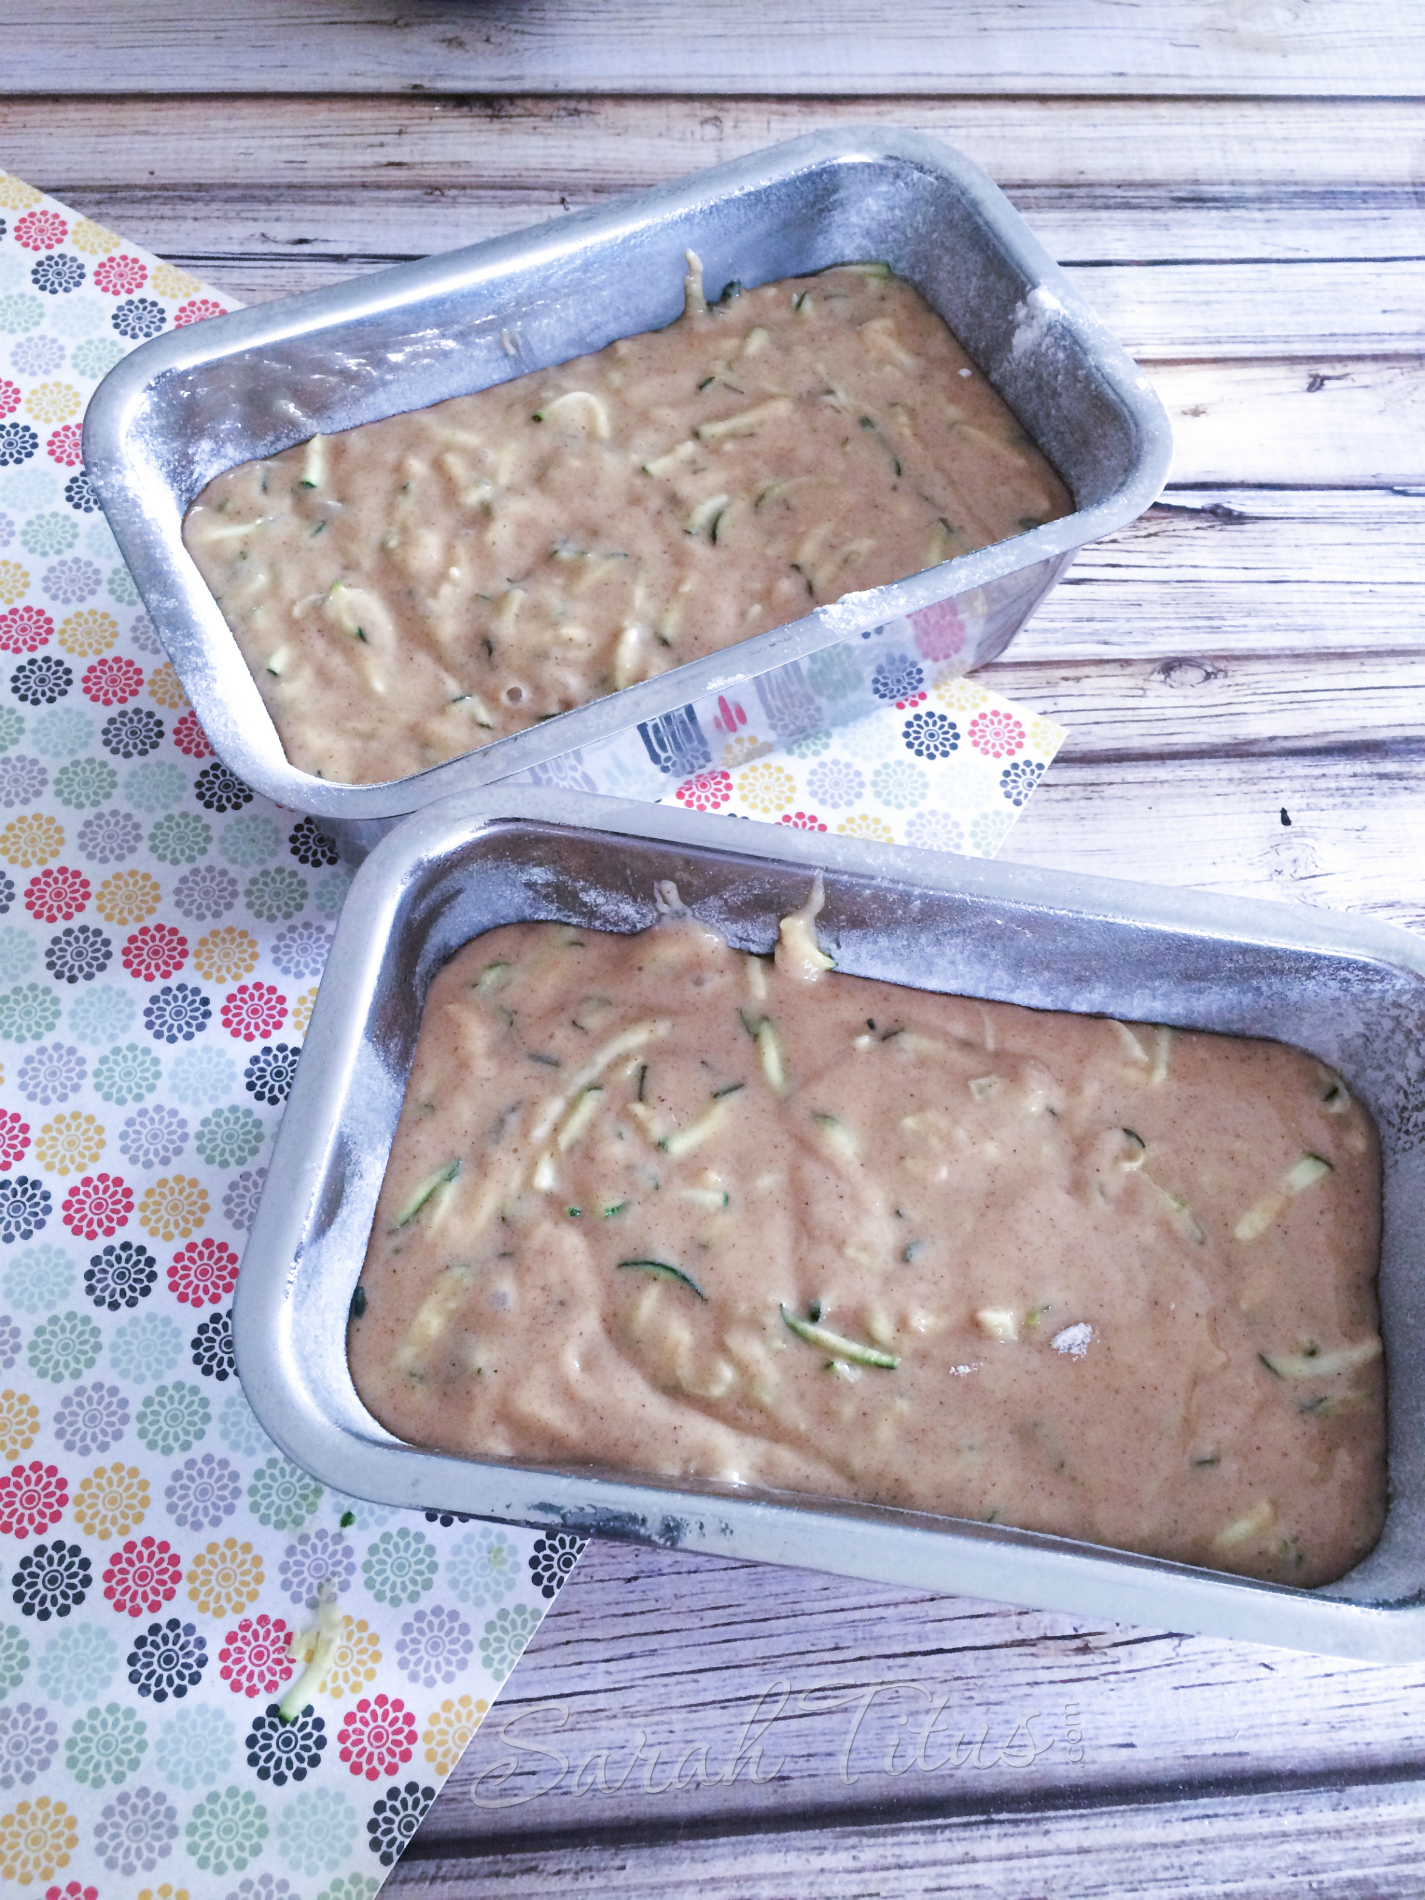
[{"left": 11, "top": 2, "right": 1425, "bottom": 97}]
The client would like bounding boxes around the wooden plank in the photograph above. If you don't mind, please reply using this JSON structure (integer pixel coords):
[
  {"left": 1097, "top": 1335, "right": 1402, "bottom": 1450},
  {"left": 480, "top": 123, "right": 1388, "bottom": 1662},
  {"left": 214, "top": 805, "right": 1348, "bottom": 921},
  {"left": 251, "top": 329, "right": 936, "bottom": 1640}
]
[
  {"left": 10, "top": 1, "right": 1425, "bottom": 97},
  {"left": 5, "top": 96, "right": 1424, "bottom": 192}
]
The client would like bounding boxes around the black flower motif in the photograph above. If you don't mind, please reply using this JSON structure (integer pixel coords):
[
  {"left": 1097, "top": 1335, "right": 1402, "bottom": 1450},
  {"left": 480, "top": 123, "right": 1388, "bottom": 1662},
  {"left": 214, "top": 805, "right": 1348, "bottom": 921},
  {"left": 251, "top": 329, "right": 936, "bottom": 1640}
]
[
  {"left": 86, "top": 1238, "right": 159, "bottom": 1311},
  {"left": 366, "top": 1781, "right": 436, "bottom": 1867},
  {"left": 64, "top": 471, "right": 101, "bottom": 513},
  {"left": 45, "top": 924, "right": 113, "bottom": 984},
  {"left": 999, "top": 758, "right": 1045, "bottom": 808},
  {"left": 902, "top": 709, "right": 960, "bottom": 760},
  {"left": 127, "top": 1616, "right": 208, "bottom": 1701},
  {"left": 245, "top": 1700, "right": 327, "bottom": 1785},
  {"left": 192, "top": 1307, "right": 235, "bottom": 1381},
  {"left": 101, "top": 706, "right": 165, "bottom": 758},
  {"left": 10, "top": 654, "right": 72, "bottom": 705},
  {"left": 0, "top": 872, "right": 13, "bottom": 915},
  {"left": 11, "top": 1539, "right": 90, "bottom": 1620},
  {"left": 0, "top": 422, "right": 38, "bottom": 468},
  {"left": 871, "top": 652, "right": 924, "bottom": 703},
  {"left": 193, "top": 760, "right": 253, "bottom": 813},
  {"left": 423, "top": 1509, "right": 474, "bottom": 1528},
  {"left": 528, "top": 1531, "right": 581, "bottom": 1598},
  {"left": 288, "top": 815, "right": 339, "bottom": 868},
  {"left": 112, "top": 296, "right": 167, "bottom": 341},
  {"left": 243, "top": 1043, "right": 298, "bottom": 1107},
  {"left": 0, "top": 1175, "right": 50, "bottom": 1244},
  {"left": 172, "top": 862, "right": 238, "bottom": 921},
  {"left": 144, "top": 982, "right": 211, "bottom": 1044},
  {"left": 31, "top": 252, "right": 85, "bottom": 295}
]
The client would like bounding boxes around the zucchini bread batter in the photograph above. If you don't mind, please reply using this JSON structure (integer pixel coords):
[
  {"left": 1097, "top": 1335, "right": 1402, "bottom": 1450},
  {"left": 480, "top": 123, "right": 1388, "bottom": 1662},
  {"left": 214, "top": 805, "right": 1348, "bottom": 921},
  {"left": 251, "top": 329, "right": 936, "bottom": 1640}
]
[
  {"left": 183, "top": 260, "right": 1072, "bottom": 785},
  {"left": 348, "top": 898, "right": 1385, "bottom": 1586}
]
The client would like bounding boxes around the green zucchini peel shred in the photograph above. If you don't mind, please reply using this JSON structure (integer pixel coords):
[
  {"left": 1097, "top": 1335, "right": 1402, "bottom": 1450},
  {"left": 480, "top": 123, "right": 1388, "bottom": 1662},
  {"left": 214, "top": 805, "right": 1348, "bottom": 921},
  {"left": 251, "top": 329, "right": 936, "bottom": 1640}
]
[
  {"left": 780, "top": 1304, "right": 899, "bottom": 1369},
  {"left": 393, "top": 1158, "right": 460, "bottom": 1229},
  {"left": 618, "top": 1259, "right": 707, "bottom": 1300}
]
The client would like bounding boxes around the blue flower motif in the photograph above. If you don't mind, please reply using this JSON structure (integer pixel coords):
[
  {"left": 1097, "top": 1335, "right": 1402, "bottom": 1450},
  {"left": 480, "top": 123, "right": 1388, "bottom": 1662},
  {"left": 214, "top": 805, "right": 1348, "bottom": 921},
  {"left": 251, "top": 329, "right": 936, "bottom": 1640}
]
[
  {"left": 136, "top": 1382, "right": 210, "bottom": 1457},
  {"left": 871, "top": 652, "right": 924, "bottom": 703},
  {"left": 11, "top": 1540, "right": 91, "bottom": 1622},
  {"left": 970, "top": 806, "right": 1014, "bottom": 854},
  {"left": 118, "top": 1103, "right": 188, "bottom": 1171},
  {"left": 19, "top": 510, "right": 77, "bottom": 558},
  {"left": 30, "top": 253, "right": 85, "bottom": 295},
  {"left": 0, "top": 295, "right": 44, "bottom": 336},
  {"left": 784, "top": 727, "right": 832, "bottom": 760},
  {"left": 441, "top": 1525, "right": 521, "bottom": 1611},
  {"left": 112, "top": 296, "right": 168, "bottom": 342},
  {"left": 270, "top": 919, "right": 332, "bottom": 981},
  {"left": 394, "top": 1604, "right": 472, "bottom": 1688},
  {"left": 86, "top": 1238, "right": 158, "bottom": 1312},
  {"left": 243, "top": 1043, "right": 297, "bottom": 1107},
  {"left": 324, "top": 1490, "right": 395, "bottom": 1533},
  {"left": 0, "top": 706, "right": 22, "bottom": 750},
  {"left": 9, "top": 653, "right": 72, "bottom": 704},
  {"left": 128, "top": 610, "right": 163, "bottom": 654},
  {"left": 101, "top": 706, "right": 164, "bottom": 758},
  {"left": 165, "top": 1452, "right": 241, "bottom": 1531},
  {"left": 247, "top": 1454, "right": 322, "bottom": 1531},
  {"left": 127, "top": 1616, "right": 208, "bottom": 1702},
  {"left": 185, "top": 1782, "right": 269, "bottom": 1874},
  {"left": 28, "top": 1307, "right": 101, "bottom": 1382},
  {"left": 71, "top": 336, "right": 126, "bottom": 379},
  {"left": 312, "top": 870, "right": 353, "bottom": 919},
  {"left": 804, "top": 757, "right": 865, "bottom": 809},
  {"left": 173, "top": 862, "right": 239, "bottom": 921},
  {"left": 94, "top": 1781, "right": 181, "bottom": 1874},
  {"left": 152, "top": 1700, "right": 237, "bottom": 1791},
  {"left": 0, "top": 510, "right": 10, "bottom": 549},
  {"left": 123, "top": 758, "right": 186, "bottom": 811},
  {"left": 244, "top": 865, "right": 307, "bottom": 922},
  {"left": 0, "top": 1314, "right": 17, "bottom": 1369},
  {"left": 28, "top": 703, "right": 92, "bottom": 757},
  {"left": 16, "top": 1041, "right": 86, "bottom": 1105},
  {"left": 109, "top": 1310, "right": 184, "bottom": 1384},
  {"left": 0, "top": 1623, "right": 28, "bottom": 1695},
  {"left": 274, "top": 1784, "right": 358, "bottom": 1879},
  {"left": 278, "top": 1529, "right": 356, "bottom": 1611},
  {"left": 40, "top": 556, "right": 101, "bottom": 604},
  {"left": 221, "top": 812, "right": 281, "bottom": 868},
  {"left": 0, "top": 1699, "right": 58, "bottom": 1788},
  {"left": 0, "top": 1175, "right": 50, "bottom": 1244},
  {"left": 167, "top": 1043, "right": 237, "bottom": 1107},
  {"left": 999, "top": 758, "right": 1044, "bottom": 807},
  {"left": 196, "top": 1105, "right": 265, "bottom": 1170},
  {"left": 143, "top": 982, "right": 211, "bottom": 1044},
  {"left": 108, "top": 564, "right": 139, "bottom": 606},
  {"left": 92, "top": 1040, "right": 162, "bottom": 1103},
  {"left": 77, "top": 807, "right": 143, "bottom": 862},
  {"left": 67, "top": 983, "right": 135, "bottom": 1043},
  {"left": 0, "top": 929, "right": 35, "bottom": 982},
  {"left": 53, "top": 1380, "right": 129, "bottom": 1456},
  {"left": 479, "top": 1603, "right": 542, "bottom": 1682},
  {"left": 221, "top": 1167, "right": 267, "bottom": 1233},
  {"left": 9, "top": 332, "right": 62, "bottom": 372},
  {"left": 65, "top": 1699, "right": 148, "bottom": 1788},
  {"left": 902, "top": 708, "right": 960, "bottom": 759},
  {"left": 905, "top": 808, "right": 968, "bottom": 853},
  {"left": 361, "top": 1526, "right": 437, "bottom": 1607},
  {"left": 37, "top": 1621, "right": 119, "bottom": 1707},
  {"left": 0, "top": 753, "right": 47, "bottom": 805},
  {"left": 3, "top": 1242, "right": 72, "bottom": 1314},
  {"left": 148, "top": 810, "right": 212, "bottom": 866},
  {"left": 217, "top": 1388, "right": 271, "bottom": 1459},
  {"left": 45, "top": 924, "right": 112, "bottom": 983},
  {"left": 869, "top": 757, "right": 929, "bottom": 810}
]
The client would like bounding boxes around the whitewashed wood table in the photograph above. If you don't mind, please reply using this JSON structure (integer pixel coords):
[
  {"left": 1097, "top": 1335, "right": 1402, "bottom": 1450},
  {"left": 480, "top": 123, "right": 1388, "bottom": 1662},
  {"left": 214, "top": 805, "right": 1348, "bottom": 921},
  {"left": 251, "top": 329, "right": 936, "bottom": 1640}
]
[{"left": 8, "top": 6, "right": 1425, "bottom": 1892}]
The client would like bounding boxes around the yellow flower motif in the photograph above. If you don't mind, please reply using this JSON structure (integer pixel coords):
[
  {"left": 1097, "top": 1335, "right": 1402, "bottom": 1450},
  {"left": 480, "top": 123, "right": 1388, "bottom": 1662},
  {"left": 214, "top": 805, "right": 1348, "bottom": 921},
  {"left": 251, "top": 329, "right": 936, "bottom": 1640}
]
[
  {"left": 0, "top": 175, "right": 44, "bottom": 213},
  {"left": 193, "top": 926, "right": 259, "bottom": 986},
  {"left": 0, "top": 1391, "right": 39, "bottom": 1463},
  {"left": 73, "top": 1462, "right": 150, "bottom": 1542},
  {"left": 1026, "top": 714, "right": 1063, "bottom": 756},
  {"left": 932, "top": 672, "right": 989, "bottom": 713},
  {"left": 150, "top": 262, "right": 202, "bottom": 302},
  {"left": 0, "top": 1795, "right": 78, "bottom": 1885},
  {"left": 137, "top": 1887, "right": 191, "bottom": 1900},
  {"left": 22, "top": 383, "right": 81, "bottom": 427},
  {"left": 34, "top": 1111, "right": 105, "bottom": 1176},
  {"left": 0, "top": 561, "right": 31, "bottom": 608},
  {"left": 0, "top": 814, "right": 63, "bottom": 869},
  {"left": 734, "top": 760, "right": 796, "bottom": 815},
  {"left": 422, "top": 1694, "right": 489, "bottom": 1776},
  {"left": 138, "top": 1175, "right": 209, "bottom": 1242},
  {"left": 718, "top": 732, "right": 768, "bottom": 770},
  {"left": 291, "top": 986, "right": 319, "bottom": 1036},
  {"left": 324, "top": 1616, "right": 381, "bottom": 1699},
  {"left": 147, "top": 660, "right": 190, "bottom": 709},
  {"left": 69, "top": 215, "right": 123, "bottom": 254},
  {"left": 837, "top": 812, "right": 894, "bottom": 843},
  {"left": 96, "top": 868, "right": 162, "bottom": 926},
  {"left": 57, "top": 608, "right": 120, "bottom": 657},
  {"left": 187, "top": 1537, "right": 264, "bottom": 1618}
]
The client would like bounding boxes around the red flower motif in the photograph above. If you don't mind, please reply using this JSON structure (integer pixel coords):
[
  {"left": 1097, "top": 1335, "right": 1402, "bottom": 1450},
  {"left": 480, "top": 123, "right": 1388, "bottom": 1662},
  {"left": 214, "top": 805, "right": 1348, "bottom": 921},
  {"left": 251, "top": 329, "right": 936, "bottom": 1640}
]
[
  {"left": 910, "top": 596, "right": 968, "bottom": 663},
  {"left": 169, "top": 1236, "right": 239, "bottom": 1307},
  {"left": 171, "top": 709, "right": 212, "bottom": 760},
  {"left": 0, "top": 1110, "right": 30, "bottom": 1171},
  {"left": 44, "top": 1883, "right": 98, "bottom": 1900},
  {"left": 81, "top": 654, "right": 145, "bottom": 707},
  {"left": 221, "top": 983, "right": 287, "bottom": 1042},
  {"left": 673, "top": 769, "right": 733, "bottom": 812},
  {"left": 102, "top": 1535, "right": 182, "bottom": 1615},
  {"left": 46, "top": 423, "right": 84, "bottom": 468},
  {"left": 219, "top": 1612, "right": 294, "bottom": 1697},
  {"left": 122, "top": 923, "right": 188, "bottom": 982},
  {"left": 13, "top": 209, "right": 68, "bottom": 253},
  {"left": 174, "top": 299, "right": 226, "bottom": 327},
  {"left": 93, "top": 253, "right": 148, "bottom": 297},
  {"left": 777, "top": 810, "right": 828, "bottom": 832},
  {"left": 0, "top": 1460, "right": 68, "bottom": 1538},
  {"left": 24, "top": 865, "right": 91, "bottom": 925},
  {"left": 967, "top": 709, "right": 1026, "bottom": 760},
  {"left": 0, "top": 379, "right": 19, "bottom": 420},
  {"left": 62, "top": 1172, "right": 133, "bottom": 1241},
  {"left": 0, "top": 606, "right": 54, "bottom": 655},
  {"left": 894, "top": 691, "right": 928, "bottom": 711},
  {"left": 337, "top": 1694, "right": 417, "bottom": 1781}
]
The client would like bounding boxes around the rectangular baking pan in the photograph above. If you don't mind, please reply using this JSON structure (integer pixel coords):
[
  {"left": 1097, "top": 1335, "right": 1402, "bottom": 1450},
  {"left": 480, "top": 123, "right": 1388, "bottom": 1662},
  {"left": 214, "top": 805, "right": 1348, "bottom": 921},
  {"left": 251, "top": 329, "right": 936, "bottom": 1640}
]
[
  {"left": 84, "top": 129, "right": 1170, "bottom": 848},
  {"left": 234, "top": 789, "right": 1425, "bottom": 1662}
]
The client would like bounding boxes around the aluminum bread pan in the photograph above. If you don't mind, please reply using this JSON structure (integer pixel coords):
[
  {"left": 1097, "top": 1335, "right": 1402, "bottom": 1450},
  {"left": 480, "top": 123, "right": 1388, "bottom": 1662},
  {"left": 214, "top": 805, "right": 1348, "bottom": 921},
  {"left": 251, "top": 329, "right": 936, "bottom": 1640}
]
[
  {"left": 85, "top": 127, "right": 1171, "bottom": 828},
  {"left": 233, "top": 789, "right": 1425, "bottom": 1661}
]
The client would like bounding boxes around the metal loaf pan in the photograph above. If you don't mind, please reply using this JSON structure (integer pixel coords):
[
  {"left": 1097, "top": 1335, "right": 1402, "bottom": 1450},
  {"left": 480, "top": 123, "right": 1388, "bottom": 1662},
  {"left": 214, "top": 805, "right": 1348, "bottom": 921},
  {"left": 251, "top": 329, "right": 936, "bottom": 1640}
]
[
  {"left": 235, "top": 790, "right": 1425, "bottom": 1662},
  {"left": 84, "top": 129, "right": 1170, "bottom": 847}
]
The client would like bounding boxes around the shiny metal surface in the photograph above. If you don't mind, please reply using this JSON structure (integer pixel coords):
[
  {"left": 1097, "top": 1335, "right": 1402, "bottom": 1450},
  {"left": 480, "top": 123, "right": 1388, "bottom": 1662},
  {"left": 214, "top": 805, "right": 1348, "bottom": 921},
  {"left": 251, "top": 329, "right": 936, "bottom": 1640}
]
[
  {"left": 83, "top": 129, "right": 1170, "bottom": 836},
  {"left": 235, "top": 790, "right": 1425, "bottom": 1661}
]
